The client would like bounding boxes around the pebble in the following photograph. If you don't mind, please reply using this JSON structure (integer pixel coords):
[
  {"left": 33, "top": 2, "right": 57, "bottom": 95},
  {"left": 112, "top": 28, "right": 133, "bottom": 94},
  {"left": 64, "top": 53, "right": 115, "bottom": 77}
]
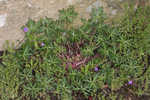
[
  {"left": 86, "top": 0, "right": 104, "bottom": 13},
  {"left": 0, "top": 14, "right": 7, "bottom": 28},
  {"left": 0, "top": 0, "right": 7, "bottom": 1},
  {"left": 111, "top": 9, "right": 117, "bottom": 15}
]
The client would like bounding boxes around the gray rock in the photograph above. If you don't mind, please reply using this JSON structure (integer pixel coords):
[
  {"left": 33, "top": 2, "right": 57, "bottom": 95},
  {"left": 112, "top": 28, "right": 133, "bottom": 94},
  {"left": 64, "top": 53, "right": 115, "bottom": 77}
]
[{"left": 86, "top": 0, "right": 104, "bottom": 13}]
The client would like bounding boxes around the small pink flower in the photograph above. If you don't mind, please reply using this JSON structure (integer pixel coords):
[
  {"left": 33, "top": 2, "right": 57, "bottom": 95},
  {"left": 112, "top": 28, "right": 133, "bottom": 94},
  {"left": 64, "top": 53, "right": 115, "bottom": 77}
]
[
  {"left": 128, "top": 80, "right": 133, "bottom": 85},
  {"left": 94, "top": 66, "right": 99, "bottom": 72},
  {"left": 41, "top": 42, "right": 45, "bottom": 46},
  {"left": 23, "top": 27, "right": 28, "bottom": 32}
]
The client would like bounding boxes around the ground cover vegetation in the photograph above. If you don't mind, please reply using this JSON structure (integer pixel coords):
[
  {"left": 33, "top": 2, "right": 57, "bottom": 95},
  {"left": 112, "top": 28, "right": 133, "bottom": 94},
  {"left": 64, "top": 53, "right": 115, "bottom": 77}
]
[{"left": 0, "top": 5, "right": 150, "bottom": 100}]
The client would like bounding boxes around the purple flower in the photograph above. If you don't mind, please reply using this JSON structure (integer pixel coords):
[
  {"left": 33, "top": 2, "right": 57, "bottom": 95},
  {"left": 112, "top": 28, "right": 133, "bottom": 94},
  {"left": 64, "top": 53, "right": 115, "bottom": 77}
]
[
  {"left": 41, "top": 42, "right": 45, "bottom": 47},
  {"left": 128, "top": 80, "right": 133, "bottom": 85},
  {"left": 23, "top": 27, "right": 28, "bottom": 32},
  {"left": 94, "top": 66, "right": 99, "bottom": 72}
]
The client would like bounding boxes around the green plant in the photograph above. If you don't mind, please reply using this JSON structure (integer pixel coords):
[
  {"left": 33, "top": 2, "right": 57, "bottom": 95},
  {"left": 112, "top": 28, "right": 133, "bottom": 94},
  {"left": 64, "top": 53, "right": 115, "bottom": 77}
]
[{"left": 0, "top": 5, "right": 150, "bottom": 100}]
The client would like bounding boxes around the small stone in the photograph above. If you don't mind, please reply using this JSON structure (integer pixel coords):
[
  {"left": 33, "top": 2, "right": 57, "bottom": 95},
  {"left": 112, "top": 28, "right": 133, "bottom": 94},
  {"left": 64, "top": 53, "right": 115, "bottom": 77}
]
[
  {"left": 50, "top": 1, "right": 55, "bottom": 4},
  {"left": 92, "top": 1, "right": 102, "bottom": 9},
  {"left": 111, "top": 9, "right": 117, "bottom": 15},
  {"left": 67, "top": 0, "right": 73, "bottom": 5},
  {"left": 67, "top": 0, "right": 80, "bottom": 5},
  {"left": 0, "top": 14, "right": 7, "bottom": 28},
  {"left": 86, "top": 5, "right": 92, "bottom": 13},
  {"left": 0, "top": 0, "right": 7, "bottom": 1},
  {"left": 86, "top": 0, "right": 104, "bottom": 13}
]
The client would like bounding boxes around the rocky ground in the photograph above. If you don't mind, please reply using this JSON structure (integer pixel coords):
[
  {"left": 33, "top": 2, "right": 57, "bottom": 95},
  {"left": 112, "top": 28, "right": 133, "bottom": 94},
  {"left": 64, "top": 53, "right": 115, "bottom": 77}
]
[{"left": 0, "top": 0, "right": 149, "bottom": 50}]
